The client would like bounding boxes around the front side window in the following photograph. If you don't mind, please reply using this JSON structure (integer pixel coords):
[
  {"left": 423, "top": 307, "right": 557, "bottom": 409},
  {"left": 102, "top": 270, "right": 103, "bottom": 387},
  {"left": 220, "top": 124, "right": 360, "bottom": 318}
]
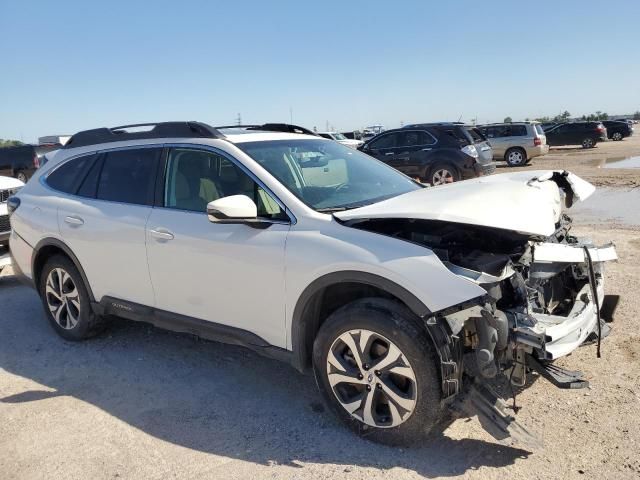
[
  {"left": 97, "top": 148, "right": 161, "bottom": 205},
  {"left": 164, "top": 148, "right": 287, "bottom": 220},
  {"left": 239, "top": 139, "right": 420, "bottom": 212}
]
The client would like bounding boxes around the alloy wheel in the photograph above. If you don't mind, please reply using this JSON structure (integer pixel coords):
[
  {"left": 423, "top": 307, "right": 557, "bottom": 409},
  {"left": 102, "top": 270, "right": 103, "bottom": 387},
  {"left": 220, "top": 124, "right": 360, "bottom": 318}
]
[
  {"left": 16, "top": 172, "right": 28, "bottom": 183},
  {"left": 326, "top": 329, "right": 417, "bottom": 428},
  {"left": 612, "top": 132, "right": 622, "bottom": 141},
  {"left": 45, "top": 268, "right": 81, "bottom": 329},
  {"left": 431, "top": 169, "right": 455, "bottom": 185},
  {"left": 582, "top": 138, "right": 594, "bottom": 148}
]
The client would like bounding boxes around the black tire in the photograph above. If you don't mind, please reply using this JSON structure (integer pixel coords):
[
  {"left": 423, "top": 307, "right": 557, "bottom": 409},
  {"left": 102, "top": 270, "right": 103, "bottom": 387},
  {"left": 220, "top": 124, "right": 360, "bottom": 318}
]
[
  {"left": 581, "top": 138, "right": 596, "bottom": 149},
  {"left": 504, "top": 147, "right": 527, "bottom": 167},
  {"left": 312, "top": 298, "right": 444, "bottom": 445},
  {"left": 427, "top": 163, "right": 460, "bottom": 186},
  {"left": 15, "top": 171, "right": 28, "bottom": 183},
  {"left": 38, "top": 254, "right": 107, "bottom": 341}
]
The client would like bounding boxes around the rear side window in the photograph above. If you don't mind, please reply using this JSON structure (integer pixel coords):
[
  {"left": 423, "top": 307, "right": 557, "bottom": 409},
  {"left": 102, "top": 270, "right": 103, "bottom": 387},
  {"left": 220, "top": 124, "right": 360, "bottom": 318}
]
[
  {"left": 46, "top": 154, "right": 96, "bottom": 194},
  {"left": 510, "top": 125, "right": 527, "bottom": 136},
  {"left": 368, "top": 133, "right": 397, "bottom": 149},
  {"left": 96, "top": 148, "right": 161, "bottom": 205},
  {"left": 439, "top": 127, "right": 471, "bottom": 145},
  {"left": 398, "top": 130, "right": 435, "bottom": 147},
  {"left": 534, "top": 124, "right": 545, "bottom": 135}
]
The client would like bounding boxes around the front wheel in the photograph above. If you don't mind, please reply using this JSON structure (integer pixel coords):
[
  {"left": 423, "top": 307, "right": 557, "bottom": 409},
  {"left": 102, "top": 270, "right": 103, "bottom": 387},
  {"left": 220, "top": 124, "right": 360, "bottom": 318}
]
[
  {"left": 612, "top": 132, "right": 623, "bottom": 141},
  {"left": 582, "top": 138, "right": 595, "bottom": 148},
  {"left": 312, "top": 298, "right": 445, "bottom": 445}
]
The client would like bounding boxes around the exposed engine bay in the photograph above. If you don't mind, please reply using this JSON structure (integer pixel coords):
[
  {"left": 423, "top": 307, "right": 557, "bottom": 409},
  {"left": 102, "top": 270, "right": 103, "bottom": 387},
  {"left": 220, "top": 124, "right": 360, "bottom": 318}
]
[{"left": 347, "top": 213, "right": 618, "bottom": 388}]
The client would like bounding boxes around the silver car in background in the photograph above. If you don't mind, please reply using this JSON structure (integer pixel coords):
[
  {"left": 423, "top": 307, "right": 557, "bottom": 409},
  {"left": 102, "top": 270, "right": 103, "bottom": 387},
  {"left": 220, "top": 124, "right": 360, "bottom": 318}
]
[{"left": 479, "top": 122, "right": 549, "bottom": 167}]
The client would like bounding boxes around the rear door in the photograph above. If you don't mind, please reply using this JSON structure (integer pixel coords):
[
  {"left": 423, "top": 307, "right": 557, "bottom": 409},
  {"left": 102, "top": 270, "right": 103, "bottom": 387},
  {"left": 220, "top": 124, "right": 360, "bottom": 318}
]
[
  {"left": 396, "top": 130, "right": 437, "bottom": 178},
  {"left": 56, "top": 146, "right": 161, "bottom": 306},
  {"left": 482, "top": 126, "right": 506, "bottom": 158}
]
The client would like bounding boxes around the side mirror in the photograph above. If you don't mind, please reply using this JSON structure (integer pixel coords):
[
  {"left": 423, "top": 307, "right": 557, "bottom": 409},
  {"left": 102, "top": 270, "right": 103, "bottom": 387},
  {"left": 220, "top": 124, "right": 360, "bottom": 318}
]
[{"left": 207, "top": 195, "right": 257, "bottom": 223}]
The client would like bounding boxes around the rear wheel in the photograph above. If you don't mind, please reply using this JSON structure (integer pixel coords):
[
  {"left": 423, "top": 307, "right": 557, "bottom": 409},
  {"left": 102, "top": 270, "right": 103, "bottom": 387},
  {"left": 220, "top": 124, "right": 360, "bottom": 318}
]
[
  {"left": 612, "top": 132, "right": 623, "bottom": 141},
  {"left": 582, "top": 138, "right": 595, "bottom": 148},
  {"left": 428, "top": 163, "right": 459, "bottom": 186},
  {"left": 38, "top": 255, "right": 107, "bottom": 340},
  {"left": 15, "top": 171, "right": 28, "bottom": 183},
  {"left": 504, "top": 147, "right": 527, "bottom": 167},
  {"left": 313, "top": 298, "right": 444, "bottom": 445}
]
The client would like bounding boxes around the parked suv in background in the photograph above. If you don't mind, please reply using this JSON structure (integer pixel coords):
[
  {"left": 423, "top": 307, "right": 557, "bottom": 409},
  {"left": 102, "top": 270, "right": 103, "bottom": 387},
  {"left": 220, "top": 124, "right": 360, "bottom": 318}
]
[
  {"left": 317, "top": 131, "right": 364, "bottom": 149},
  {"left": 359, "top": 123, "right": 495, "bottom": 185},
  {"left": 0, "top": 143, "right": 61, "bottom": 182},
  {"left": 544, "top": 122, "right": 607, "bottom": 148},
  {"left": 8, "top": 121, "right": 617, "bottom": 446},
  {"left": 0, "top": 175, "right": 24, "bottom": 244},
  {"left": 478, "top": 122, "right": 549, "bottom": 167},
  {"left": 602, "top": 120, "right": 634, "bottom": 141}
]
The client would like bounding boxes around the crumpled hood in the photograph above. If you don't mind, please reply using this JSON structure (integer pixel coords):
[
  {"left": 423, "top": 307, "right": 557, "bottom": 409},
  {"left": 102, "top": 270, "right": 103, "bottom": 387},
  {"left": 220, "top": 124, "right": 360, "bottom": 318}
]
[{"left": 334, "top": 170, "right": 595, "bottom": 237}]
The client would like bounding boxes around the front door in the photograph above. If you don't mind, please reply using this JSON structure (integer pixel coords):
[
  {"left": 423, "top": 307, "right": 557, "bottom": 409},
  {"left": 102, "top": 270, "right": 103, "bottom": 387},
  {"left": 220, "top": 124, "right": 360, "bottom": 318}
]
[{"left": 145, "top": 146, "right": 290, "bottom": 348}]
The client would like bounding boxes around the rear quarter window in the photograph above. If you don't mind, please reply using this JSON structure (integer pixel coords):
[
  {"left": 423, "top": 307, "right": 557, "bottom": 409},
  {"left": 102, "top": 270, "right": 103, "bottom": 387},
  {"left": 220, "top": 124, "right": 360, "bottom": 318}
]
[{"left": 46, "top": 154, "right": 97, "bottom": 194}]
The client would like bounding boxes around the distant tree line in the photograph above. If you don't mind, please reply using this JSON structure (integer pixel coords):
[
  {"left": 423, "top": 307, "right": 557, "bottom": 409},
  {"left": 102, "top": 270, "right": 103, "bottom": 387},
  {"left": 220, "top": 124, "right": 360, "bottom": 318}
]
[
  {"left": 0, "top": 139, "right": 24, "bottom": 148},
  {"left": 503, "top": 110, "right": 639, "bottom": 124}
]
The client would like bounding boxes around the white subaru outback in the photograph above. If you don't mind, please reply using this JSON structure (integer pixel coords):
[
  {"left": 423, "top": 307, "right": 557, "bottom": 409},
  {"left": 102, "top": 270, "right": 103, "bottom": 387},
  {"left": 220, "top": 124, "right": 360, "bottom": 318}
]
[{"left": 8, "top": 122, "right": 617, "bottom": 445}]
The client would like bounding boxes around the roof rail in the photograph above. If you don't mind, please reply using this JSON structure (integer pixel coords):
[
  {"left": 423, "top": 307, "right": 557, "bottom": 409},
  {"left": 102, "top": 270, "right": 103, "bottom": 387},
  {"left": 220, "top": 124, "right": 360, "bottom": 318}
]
[
  {"left": 216, "top": 123, "right": 317, "bottom": 136},
  {"left": 63, "top": 121, "right": 224, "bottom": 149}
]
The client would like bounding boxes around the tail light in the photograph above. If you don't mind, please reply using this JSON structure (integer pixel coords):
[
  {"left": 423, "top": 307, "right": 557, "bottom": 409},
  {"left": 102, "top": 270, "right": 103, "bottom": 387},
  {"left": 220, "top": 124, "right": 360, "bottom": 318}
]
[
  {"left": 534, "top": 137, "right": 542, "bottom": 146},
  {"left": 7, "top": 196, "right": 21, "bottom": 217},
  {"left": 461, "top": 144, "right": 478, "bottom": 159},
  {"left": 33, "top": 153, "right": 40, "bottom": 169},
  {"left": 596, "top": 125, "right": 605, "bottom": 132}
]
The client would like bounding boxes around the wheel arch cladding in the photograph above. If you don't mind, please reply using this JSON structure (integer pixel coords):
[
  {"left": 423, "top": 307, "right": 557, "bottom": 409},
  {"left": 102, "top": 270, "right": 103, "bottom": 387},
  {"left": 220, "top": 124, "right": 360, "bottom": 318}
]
[
  {"left": 290, "top": 271, "right": 431, "bottom": 372},
  {"left": 32, "top": 238, "right": 96, "bottom": 302}
]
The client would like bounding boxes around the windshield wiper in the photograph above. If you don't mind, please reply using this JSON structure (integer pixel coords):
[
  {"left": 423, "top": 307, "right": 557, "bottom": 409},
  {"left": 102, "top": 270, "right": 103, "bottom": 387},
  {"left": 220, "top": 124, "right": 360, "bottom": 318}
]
[{"left": 316, "top": 207, "right": 349, "bottom": 213}]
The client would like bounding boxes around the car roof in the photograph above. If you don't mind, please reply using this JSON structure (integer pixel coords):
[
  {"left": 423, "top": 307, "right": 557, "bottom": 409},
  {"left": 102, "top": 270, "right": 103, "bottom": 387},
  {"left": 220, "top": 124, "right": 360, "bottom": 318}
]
[{"left": 479, "top": 121, "right": 540, "bottom": 126}]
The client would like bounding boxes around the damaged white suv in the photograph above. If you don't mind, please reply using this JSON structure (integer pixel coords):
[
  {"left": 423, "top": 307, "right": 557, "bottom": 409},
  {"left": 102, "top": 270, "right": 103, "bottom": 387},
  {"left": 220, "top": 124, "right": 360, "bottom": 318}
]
[{"left": 8, "top": 122, "right": 617, "bottom": 445}]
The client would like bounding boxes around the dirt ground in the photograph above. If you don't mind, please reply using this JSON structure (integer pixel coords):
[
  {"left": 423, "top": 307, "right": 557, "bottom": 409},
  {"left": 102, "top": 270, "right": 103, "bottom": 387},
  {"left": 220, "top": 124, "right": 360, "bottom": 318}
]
[{"left": 1, "top": 133, "right": 639, "bottom": 479}]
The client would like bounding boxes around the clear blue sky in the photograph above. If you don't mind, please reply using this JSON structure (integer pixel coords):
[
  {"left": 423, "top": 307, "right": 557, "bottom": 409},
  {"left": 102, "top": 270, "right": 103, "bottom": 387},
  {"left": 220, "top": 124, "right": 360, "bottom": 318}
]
[{"left": 1, "top": 0, "right": 639, "bottom": 142}]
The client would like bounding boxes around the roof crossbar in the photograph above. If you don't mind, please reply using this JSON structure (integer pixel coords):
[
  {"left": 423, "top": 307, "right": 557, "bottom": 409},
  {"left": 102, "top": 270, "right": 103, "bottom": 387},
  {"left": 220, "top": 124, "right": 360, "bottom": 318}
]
[{"left": 216, "top": 123, "right": 317, "bottom": 136}]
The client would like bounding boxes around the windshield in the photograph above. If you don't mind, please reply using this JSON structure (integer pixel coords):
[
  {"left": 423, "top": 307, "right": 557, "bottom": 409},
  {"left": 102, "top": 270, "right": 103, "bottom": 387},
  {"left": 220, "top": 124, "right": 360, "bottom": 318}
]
[
  {"left": 238, "top": 139, "right": 420, "bottom": 211},
  {"left": 332, "top": 133, "right": 347, "bottom": 140}
]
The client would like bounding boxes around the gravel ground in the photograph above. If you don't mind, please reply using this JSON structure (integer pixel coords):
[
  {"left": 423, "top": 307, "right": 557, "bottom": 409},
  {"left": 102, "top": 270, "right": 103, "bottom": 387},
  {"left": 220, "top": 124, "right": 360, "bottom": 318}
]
[{"left": 1, "top": 134, "right": 639, "bottom": 479}]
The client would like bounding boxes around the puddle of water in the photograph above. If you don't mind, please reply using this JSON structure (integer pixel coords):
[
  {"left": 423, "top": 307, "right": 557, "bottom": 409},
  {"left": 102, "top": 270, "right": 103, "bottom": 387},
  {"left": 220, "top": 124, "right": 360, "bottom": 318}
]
[
  {"left": 599, "top": 156, "right": 640, "bottom": 169},
  {"left": 570, "top": 187, "right": 640, "bottom": 225}
]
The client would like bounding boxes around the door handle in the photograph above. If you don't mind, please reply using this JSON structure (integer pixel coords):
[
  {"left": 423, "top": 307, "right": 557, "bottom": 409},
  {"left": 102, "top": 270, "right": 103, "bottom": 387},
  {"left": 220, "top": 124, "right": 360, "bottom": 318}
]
[
  {"left": 384, "top": 152, "right": 395, "bottom": 156},
  {"left": 64, "top": 215, "right": 84, "bottom": 226},
  {"left": 149, "top": 228, "right": 174, "bottom": 241},
  {"left": 421, "top": 148, "right": 432, "bottom": 151}
]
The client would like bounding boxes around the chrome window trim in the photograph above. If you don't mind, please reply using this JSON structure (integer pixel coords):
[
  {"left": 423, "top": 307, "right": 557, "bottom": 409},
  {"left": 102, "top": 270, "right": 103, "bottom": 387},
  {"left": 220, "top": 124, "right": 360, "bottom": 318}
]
[{"left": 40, "top": 142, "right": 297, "bottom": 225}]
